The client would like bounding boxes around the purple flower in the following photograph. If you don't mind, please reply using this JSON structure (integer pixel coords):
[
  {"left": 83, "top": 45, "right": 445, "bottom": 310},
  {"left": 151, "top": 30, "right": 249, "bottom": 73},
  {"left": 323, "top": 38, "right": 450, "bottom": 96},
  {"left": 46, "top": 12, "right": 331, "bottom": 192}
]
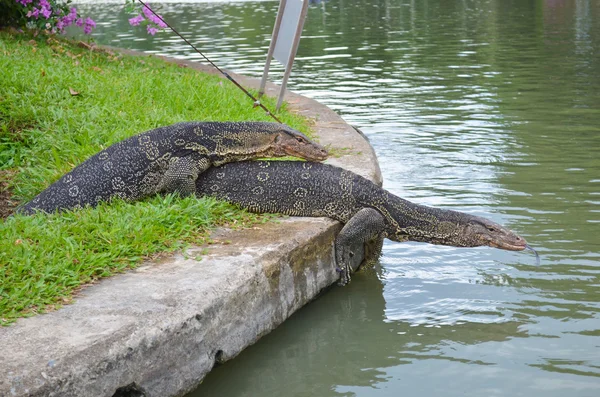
[
  {"left": 41, "top": 7, "right": 52, "bottom": 19},
  {"left": 27, "top": 8, "right": 40, "bottom": 18},
  {"left": 142, "top": 5, "right": 167, "bottom": 29},
  {"left": 147, "top": 25, "right": 159, "bottom": 36},
  {"left": 65, "top": 8, "right": 77, "bottom": 24},
  {"left": 56, "top": 7, "right": 78, "bottom": 31},
  {"left": 128, "top": 14, "right": 145, "bottom": 27},
  {"left": 83, "top": 17, "right": 96, "bottom": 35},
  {"left": 142, "top": 5, "right": 155, "bottom": 20},
  {"left": 16, "top": 0, "right": 94, "bottom": 35}
]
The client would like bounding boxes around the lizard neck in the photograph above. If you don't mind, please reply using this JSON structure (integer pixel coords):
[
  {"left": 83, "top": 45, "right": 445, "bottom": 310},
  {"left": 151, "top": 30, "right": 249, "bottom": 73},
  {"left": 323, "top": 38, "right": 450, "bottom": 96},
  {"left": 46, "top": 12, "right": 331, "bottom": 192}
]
[
  {"left": 210, "top": 145, "right": 276, "bottom": 166},
  {"left": 381, "top": 192, "right": 471, "bottom": 245}
]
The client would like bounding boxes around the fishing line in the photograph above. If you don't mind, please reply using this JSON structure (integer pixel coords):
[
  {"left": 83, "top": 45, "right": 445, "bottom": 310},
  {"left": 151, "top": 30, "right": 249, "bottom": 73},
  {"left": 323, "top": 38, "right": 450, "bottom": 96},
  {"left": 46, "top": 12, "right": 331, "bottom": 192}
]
[{"left": 137, "top": 0, "right": 283, "bottom": 124}]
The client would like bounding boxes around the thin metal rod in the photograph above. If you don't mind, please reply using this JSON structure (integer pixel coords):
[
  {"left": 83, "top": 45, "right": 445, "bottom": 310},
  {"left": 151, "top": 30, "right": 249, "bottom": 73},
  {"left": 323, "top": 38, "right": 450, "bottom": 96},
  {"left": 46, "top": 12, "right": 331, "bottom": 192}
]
[
  {"left": 137, "top": 0, "right": 282, "bottom": 123},
  {"left": 259, "top": 0, "right": 287, "bottom": 99}
]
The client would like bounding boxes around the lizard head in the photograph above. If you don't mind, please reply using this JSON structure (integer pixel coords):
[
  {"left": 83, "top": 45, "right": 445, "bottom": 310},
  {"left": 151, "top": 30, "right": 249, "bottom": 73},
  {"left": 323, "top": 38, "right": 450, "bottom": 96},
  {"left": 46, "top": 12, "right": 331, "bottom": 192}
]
[
  {"left": 389, "top": 206, "right": 539, "bottom": 263},
  {"left": 270, "top": 124, "right": 329, "bottom": 161},
  {"left": 391, "top": 210, "right": 528, "bottom": 251},
  {"left": 461, "top": 216, "right": 540, "bottom": 263},
  {"left": 459, "top": 216, "right": 528, "bottom": 251}
]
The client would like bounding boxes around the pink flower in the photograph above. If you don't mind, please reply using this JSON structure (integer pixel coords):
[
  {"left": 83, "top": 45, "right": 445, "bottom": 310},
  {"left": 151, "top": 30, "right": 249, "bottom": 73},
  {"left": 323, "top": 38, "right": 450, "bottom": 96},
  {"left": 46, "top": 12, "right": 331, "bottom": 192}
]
[
  {"left": 16, "top": 0, "right": 33, "bottom": 5},
  {"left": 147, "top": 25, "right": 159, "bottom": 36},
  {"left": 75, "top": 17, "right": 83, "bottom": 27},
  {"left": 128, "top": 15, "right": 144, "bottom": 27}
]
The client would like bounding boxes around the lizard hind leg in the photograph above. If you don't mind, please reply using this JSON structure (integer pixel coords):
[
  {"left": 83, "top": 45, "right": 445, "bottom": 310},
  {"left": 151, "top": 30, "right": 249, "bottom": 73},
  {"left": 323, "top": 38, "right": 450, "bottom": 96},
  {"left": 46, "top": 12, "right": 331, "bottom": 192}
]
[
  {"left": 334, "top": 208, "right": 387, "bottom": 286},
  {"left": 159, "top": 156, "right": 210, "bottom": 197}
]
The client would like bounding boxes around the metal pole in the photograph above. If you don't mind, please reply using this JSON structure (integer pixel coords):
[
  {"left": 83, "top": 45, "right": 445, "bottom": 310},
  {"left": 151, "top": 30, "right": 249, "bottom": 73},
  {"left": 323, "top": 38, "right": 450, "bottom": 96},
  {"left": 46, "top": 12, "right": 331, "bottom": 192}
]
[
  {"left": 259, "top": 0, "right": 288, "bottom": 99},
  {"left": 276, "top": 0, "right": 309, "bottom": 112}
]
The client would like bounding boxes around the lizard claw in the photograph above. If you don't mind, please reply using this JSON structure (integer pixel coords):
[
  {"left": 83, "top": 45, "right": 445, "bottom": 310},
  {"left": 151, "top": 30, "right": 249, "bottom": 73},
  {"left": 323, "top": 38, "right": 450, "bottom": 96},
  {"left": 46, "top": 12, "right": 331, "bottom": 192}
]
[{"left": 336, "top": 262, "right": 351, "bottom": 286}]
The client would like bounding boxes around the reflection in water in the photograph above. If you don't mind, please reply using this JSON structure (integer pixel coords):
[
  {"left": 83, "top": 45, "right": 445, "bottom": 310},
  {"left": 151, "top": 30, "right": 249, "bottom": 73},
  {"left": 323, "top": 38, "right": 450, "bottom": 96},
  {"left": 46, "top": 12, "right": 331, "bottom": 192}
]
[
  {"left": 74, "top": 0, "right": 600, "bottom": 395},
  {"left": 195, "top": 271, "right": 598, "bottom": 397}
]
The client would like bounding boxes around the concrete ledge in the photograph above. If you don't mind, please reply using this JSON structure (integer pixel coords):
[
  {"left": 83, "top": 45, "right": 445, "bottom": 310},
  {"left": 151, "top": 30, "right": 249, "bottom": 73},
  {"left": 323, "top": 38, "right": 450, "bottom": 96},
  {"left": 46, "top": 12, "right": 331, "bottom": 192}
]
[{"left": 0, "top": 51, "right": 381, "bottom": 397}]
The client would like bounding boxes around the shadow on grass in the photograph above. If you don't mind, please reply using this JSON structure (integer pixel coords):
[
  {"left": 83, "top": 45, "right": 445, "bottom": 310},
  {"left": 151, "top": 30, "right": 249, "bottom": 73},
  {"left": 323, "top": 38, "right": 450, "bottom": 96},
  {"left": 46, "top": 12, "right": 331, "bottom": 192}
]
[{"left": 0, "top": 170, "right": 18, "bottom": 219}]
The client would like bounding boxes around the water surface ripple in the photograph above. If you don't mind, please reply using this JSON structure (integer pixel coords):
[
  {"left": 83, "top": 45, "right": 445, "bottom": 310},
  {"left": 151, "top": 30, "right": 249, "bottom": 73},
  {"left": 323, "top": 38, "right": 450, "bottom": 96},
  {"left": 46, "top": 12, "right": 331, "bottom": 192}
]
[{"left": 75, "top": 0, "right": 600, "bottom": 395}]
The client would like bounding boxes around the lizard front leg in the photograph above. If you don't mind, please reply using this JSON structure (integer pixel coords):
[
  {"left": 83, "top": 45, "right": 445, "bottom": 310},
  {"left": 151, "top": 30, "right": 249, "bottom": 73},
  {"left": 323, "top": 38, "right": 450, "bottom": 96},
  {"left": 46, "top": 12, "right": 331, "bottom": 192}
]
[
  {"left": 335, "top": 208, "right": 387, "bottom": 286},
  {"left": 159, "top": 155, "right": 211, "bottom": 197},
  {"left": 363, "top": 235, "right": 385, "bottom": 268}
]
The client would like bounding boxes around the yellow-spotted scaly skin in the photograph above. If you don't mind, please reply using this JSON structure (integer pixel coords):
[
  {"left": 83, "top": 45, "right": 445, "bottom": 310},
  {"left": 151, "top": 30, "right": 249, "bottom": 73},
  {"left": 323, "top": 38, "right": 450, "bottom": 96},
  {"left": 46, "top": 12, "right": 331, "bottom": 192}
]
[
  {"left": 196, "top": 161, "right": 529, "bottom": 285},
  {"left": 18, "top": 122, "right": 328, "bottom": 214}
]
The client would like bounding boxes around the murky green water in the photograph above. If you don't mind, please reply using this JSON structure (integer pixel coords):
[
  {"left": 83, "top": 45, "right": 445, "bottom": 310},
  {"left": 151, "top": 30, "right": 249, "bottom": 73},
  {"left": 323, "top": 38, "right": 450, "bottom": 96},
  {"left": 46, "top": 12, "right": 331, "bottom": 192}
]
[{"left": 78, "top": 0, "right": 600, "bottom": 395}]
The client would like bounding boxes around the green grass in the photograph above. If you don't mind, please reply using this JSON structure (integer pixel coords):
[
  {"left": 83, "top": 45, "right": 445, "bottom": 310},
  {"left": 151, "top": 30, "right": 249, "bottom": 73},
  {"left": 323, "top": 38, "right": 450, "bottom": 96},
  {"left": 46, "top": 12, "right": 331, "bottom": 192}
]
[{"left": 0, "top": 31, "right": 306, "bottom": 325}]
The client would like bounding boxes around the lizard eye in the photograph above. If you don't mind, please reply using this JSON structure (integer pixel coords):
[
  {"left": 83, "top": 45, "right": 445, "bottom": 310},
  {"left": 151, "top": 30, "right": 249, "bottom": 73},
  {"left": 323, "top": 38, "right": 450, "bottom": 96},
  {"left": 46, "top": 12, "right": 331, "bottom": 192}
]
[
  {"left": 295, "top": 137, "right": 304, "bottom": 143},
  {"left": 487, "top": 226, "right": 496, "bottom": 232}
]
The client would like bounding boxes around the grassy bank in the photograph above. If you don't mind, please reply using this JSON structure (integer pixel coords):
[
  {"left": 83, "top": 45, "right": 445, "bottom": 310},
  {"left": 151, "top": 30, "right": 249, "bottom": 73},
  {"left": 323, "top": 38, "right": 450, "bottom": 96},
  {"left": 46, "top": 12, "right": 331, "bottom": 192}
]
[{"left": 0, "top": 31, "right": 307, "bottom": 325}]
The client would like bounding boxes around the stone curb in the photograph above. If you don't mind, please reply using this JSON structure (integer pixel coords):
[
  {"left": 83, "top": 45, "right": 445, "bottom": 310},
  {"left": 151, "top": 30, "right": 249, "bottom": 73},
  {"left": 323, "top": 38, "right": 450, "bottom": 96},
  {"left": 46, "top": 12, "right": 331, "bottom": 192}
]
[{"left": 0, "top": 50, "right": 382, "bottom": 397}]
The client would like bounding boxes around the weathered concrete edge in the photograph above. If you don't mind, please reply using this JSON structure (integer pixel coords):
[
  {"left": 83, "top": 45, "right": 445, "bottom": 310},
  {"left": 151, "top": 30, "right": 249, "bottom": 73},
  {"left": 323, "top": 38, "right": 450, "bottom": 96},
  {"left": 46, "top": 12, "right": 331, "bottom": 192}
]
[{"left": 0, "top": 50, "right": 382, "bottom": 397}]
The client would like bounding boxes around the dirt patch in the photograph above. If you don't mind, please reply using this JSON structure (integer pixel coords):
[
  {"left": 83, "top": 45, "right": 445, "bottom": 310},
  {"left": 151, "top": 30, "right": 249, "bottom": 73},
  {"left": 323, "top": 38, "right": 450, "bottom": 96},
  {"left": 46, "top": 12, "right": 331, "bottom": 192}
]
[{"left": 0, "top": 170, "right": 18, "bottom": 218}]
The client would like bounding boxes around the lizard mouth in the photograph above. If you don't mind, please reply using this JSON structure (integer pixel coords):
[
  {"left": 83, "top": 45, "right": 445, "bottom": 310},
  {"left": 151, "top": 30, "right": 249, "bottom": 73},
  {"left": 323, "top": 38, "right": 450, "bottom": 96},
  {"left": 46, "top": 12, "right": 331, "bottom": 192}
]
[
  {"left": 485, "top": 236, "right": 540, "bottom": 264},
  {"left": 488, "top": 241, "right": 527, "bottom": 251},
  {"left": 283, "top": 145, "right": 328, "bottom": 161},
  {"left": 486, "top": 235, "right": 528, "bottom": 251}
]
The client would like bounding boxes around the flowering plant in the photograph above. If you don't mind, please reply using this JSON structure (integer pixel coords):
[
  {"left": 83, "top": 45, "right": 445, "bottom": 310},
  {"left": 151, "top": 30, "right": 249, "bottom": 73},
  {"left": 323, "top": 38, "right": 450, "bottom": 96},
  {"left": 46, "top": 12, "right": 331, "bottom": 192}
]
[
  {"left": 124, "top": 0, "right": 167, "bottom": 36},
  {"left": 11, "top": 0, "right": 95, "bottom": 34},
  {"left": 5, "top": 0, "right": 166, "bottom": 37}
]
